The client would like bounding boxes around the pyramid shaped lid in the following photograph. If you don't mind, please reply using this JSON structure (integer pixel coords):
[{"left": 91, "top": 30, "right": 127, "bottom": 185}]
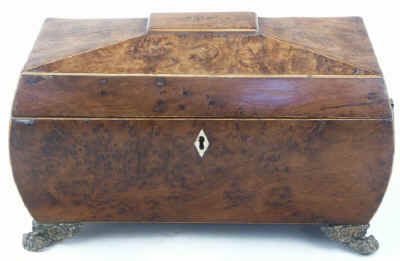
[
  {"left": 14, "top": 13, "right": 391, "bottom": 119},
  {"left": 23, "top": 12, "right": 382, "bottom": 76}
]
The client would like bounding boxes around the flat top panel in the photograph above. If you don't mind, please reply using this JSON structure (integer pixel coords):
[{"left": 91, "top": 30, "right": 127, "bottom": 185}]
[
  {"left": 149, "top": 12, "right": 257, "bottom": 32},
  {"left": 13, "top": 76, "right": 392, "bottom": 119},
  {"left": 23, "top": 14, "right": 381, "bottom": 76}
]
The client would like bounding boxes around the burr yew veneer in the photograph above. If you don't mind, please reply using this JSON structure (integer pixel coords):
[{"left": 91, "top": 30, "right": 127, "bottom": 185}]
[{"left": 10, "top": 12, "right": 394, "bottom": 254}]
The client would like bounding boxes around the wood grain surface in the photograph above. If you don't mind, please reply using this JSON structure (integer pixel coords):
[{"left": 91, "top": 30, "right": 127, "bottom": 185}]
[
  {"left": 10, "top": 13, "right": 394, "bottom": 225},
  {"left": 26, "top": 33, "right": 375, "bottom": 75},
  {"left": 9, "top": 119, "right": 394, "bottom": 224},
  {"left": 149, "top": 12, "right": 257, "bottom": 32},
  {"left": 24, "top": 18, "right": 147, "bottom": 71},
  {"left": 13, "top": 75, "right": 391, "bottom": 119},
  {"left": 23, "top": 15, "right": 381, "bottom": 75},
  {"left": 260, "top": 17, "right": 381, "bottom": 74}
]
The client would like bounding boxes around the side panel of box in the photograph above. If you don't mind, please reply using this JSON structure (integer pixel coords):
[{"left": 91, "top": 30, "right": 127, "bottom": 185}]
[{"left": 9, "top": 119, "right": 393, "bottom": 224}]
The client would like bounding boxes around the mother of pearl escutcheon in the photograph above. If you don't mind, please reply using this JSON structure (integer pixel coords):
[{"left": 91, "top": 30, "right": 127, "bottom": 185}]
[{"left": 194, "top": 129, "right": 209, "bottom": 158}]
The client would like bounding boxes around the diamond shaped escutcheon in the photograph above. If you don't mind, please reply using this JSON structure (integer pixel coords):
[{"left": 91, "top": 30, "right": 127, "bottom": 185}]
[{"left": 194, "top": 129, "right": 209, "bottom": 158}]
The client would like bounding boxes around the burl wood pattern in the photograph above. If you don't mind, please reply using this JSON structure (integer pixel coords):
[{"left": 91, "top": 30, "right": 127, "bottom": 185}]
[
  {"left": 13, "top": 75, "right": 391, "bottom": 119},
  {"left": 27, "top": 33, "right": 375, "bottom": 75},
  {"left": 24, "top": 15, "right": 380, "bottom": 75},
  {"left": 10, "top": 119, "right": 393, "bottom": 224},
  {"left": 10, "top": 13, "right": 394, "bottom": 225}
]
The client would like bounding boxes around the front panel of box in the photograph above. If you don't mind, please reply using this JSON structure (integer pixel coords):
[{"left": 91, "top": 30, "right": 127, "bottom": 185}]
[{"left": 10, "top": 118, "right": 393, "bottom": 224}]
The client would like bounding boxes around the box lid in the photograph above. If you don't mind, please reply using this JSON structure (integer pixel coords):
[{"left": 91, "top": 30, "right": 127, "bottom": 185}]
[{"left": 14, "top": 13, "right": 392, "bottom": 119}]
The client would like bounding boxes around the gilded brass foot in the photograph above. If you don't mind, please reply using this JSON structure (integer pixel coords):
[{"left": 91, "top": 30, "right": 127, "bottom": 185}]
[
  {"left": 23, "top": 220, "right": 82, "bottom": 251},
  {"left": 320, "top": 224, "right": 378, "bottom": 255}
]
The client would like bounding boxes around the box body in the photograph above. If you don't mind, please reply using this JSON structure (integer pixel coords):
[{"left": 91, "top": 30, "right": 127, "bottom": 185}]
[{"left": 10, "top": 13, "right": 394, "bottom": 224}]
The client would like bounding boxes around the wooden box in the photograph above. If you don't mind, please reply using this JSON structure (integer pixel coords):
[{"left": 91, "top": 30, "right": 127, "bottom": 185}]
[{"left": 10, "top": 12, "right": 394, "bottom": 254}]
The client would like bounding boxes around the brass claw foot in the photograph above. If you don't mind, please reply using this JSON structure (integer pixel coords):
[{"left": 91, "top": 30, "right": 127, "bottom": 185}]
[
  {"left": 23, "top": 220, "right": 82, "bottom": 251},
  {"left": 320, "top": 224, "right": 379, "bottom": 255}
]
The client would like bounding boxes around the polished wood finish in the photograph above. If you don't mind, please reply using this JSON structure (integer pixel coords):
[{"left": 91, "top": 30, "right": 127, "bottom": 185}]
[
  {"left": 149, "top": 12, "right": 258, "bottom": 32},
  {"left": 13, "top": 75, "right": 391, "bottom": 119},
  {"left": 24, "top": 16, "right": 380, "bottom": 75},
  {"left": 260, "top": 17, "right": 381, "bottom": 74},
  {"left": 9, "top": 119, "right": 393, "bottom": 224},
  {"left": 26, "top": 33, "right": 375, "bottom": 75},
  {"left": 24, "top": 18, "right": 147, "bottom": 71},
  {"left": 10, "top": 13, "right": 394, "bottom": 225}
]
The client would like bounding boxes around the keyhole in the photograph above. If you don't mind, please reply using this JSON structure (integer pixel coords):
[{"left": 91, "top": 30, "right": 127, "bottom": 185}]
[{"left": 199, "top": 136, "right": 205, "bottom": 150}]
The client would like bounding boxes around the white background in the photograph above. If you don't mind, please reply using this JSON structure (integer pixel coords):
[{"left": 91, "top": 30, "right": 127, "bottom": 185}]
[{"left": 1, "top": 0, "right": 399, "bottom": 260}]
